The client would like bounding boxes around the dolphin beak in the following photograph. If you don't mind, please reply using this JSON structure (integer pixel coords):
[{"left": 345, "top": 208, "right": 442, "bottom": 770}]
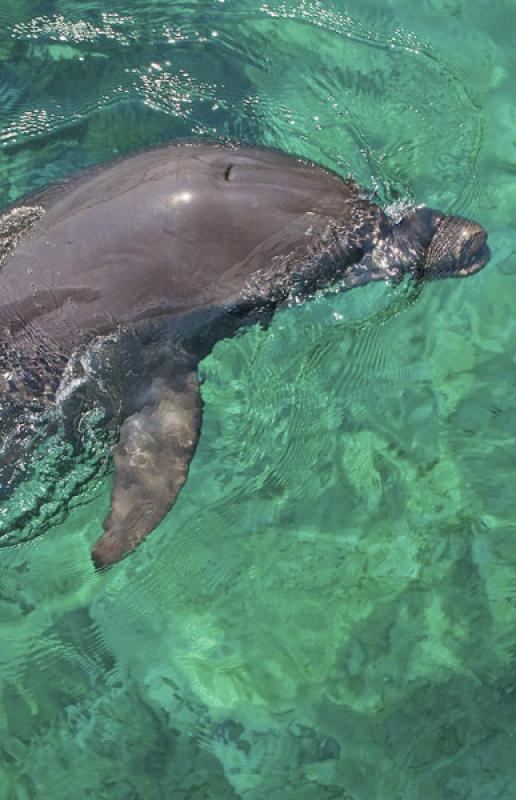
[
  {"left": 424, "top": 215, "right": 491, "bottom": 279},
  {"left": 454, "top": 233, "right": 491, "bottom": 277}
]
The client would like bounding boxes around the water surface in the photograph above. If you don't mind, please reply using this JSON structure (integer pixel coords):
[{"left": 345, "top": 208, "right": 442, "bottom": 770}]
[{"left": 0, "top": 0, "right": 515, "bottom": 797}]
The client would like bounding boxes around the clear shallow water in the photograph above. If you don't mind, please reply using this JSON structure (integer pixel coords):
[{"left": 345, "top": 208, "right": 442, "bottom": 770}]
[{"left": 0, "top": 0, "right": 515, "bottom": 797}]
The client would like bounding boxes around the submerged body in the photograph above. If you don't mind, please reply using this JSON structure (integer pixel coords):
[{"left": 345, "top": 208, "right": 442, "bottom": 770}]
[{"left": 0, "top": 142, "right": 490, "bottom": 567}]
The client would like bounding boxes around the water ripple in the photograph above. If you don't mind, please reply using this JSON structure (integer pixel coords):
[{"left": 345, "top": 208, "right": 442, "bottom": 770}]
[{"left": 1, "top": 0, "right": 483, "bottom": 212}]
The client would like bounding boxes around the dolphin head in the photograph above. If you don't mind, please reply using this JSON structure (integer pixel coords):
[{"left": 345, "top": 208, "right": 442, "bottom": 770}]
[{"left": 394, "top": 206, "right": 490, "bottom": 280}]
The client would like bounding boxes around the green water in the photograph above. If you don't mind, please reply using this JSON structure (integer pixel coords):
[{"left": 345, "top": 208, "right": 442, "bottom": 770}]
[{"left": 0, "top": 0, "right": 515, "bottom": 797}]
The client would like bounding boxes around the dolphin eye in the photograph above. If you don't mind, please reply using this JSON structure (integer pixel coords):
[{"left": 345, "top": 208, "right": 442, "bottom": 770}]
[{"left": 223, "top": 164, "right": 233, "bottom": 182}]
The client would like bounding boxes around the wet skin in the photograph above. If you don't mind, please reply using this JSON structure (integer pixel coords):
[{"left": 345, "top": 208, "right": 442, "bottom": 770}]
[{"left": 0, "top": 142, "right": 490, "bottom": 567}]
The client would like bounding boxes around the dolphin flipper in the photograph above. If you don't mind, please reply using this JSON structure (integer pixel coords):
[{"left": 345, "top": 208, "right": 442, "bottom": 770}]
[{"left": 91, "top": 371, "right": 202, "bottom": 568}]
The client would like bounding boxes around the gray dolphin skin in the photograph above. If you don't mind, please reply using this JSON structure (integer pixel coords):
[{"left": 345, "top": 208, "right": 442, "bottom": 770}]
[{"left": 0, "top": 142, "right": 490, "bottom": 568}]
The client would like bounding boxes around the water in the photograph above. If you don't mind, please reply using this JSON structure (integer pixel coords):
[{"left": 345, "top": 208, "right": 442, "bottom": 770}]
[{"left": 0, "top": 0, "right": 515, "bottom": 797}]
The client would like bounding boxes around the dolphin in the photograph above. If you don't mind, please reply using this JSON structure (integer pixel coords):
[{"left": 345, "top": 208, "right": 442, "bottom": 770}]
[{"left": 0, "top": 142, "right": 490, "bottom": 567}]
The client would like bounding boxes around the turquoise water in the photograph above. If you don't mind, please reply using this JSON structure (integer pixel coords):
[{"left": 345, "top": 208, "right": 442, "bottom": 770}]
[{"left": 1, "top": 0, "right": 515, "bottom": 797}]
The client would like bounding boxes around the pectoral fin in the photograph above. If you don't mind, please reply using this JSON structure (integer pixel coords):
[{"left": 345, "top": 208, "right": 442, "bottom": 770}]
[{"left": 91, "top": 371, "right": 202, "bottom": 569}]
